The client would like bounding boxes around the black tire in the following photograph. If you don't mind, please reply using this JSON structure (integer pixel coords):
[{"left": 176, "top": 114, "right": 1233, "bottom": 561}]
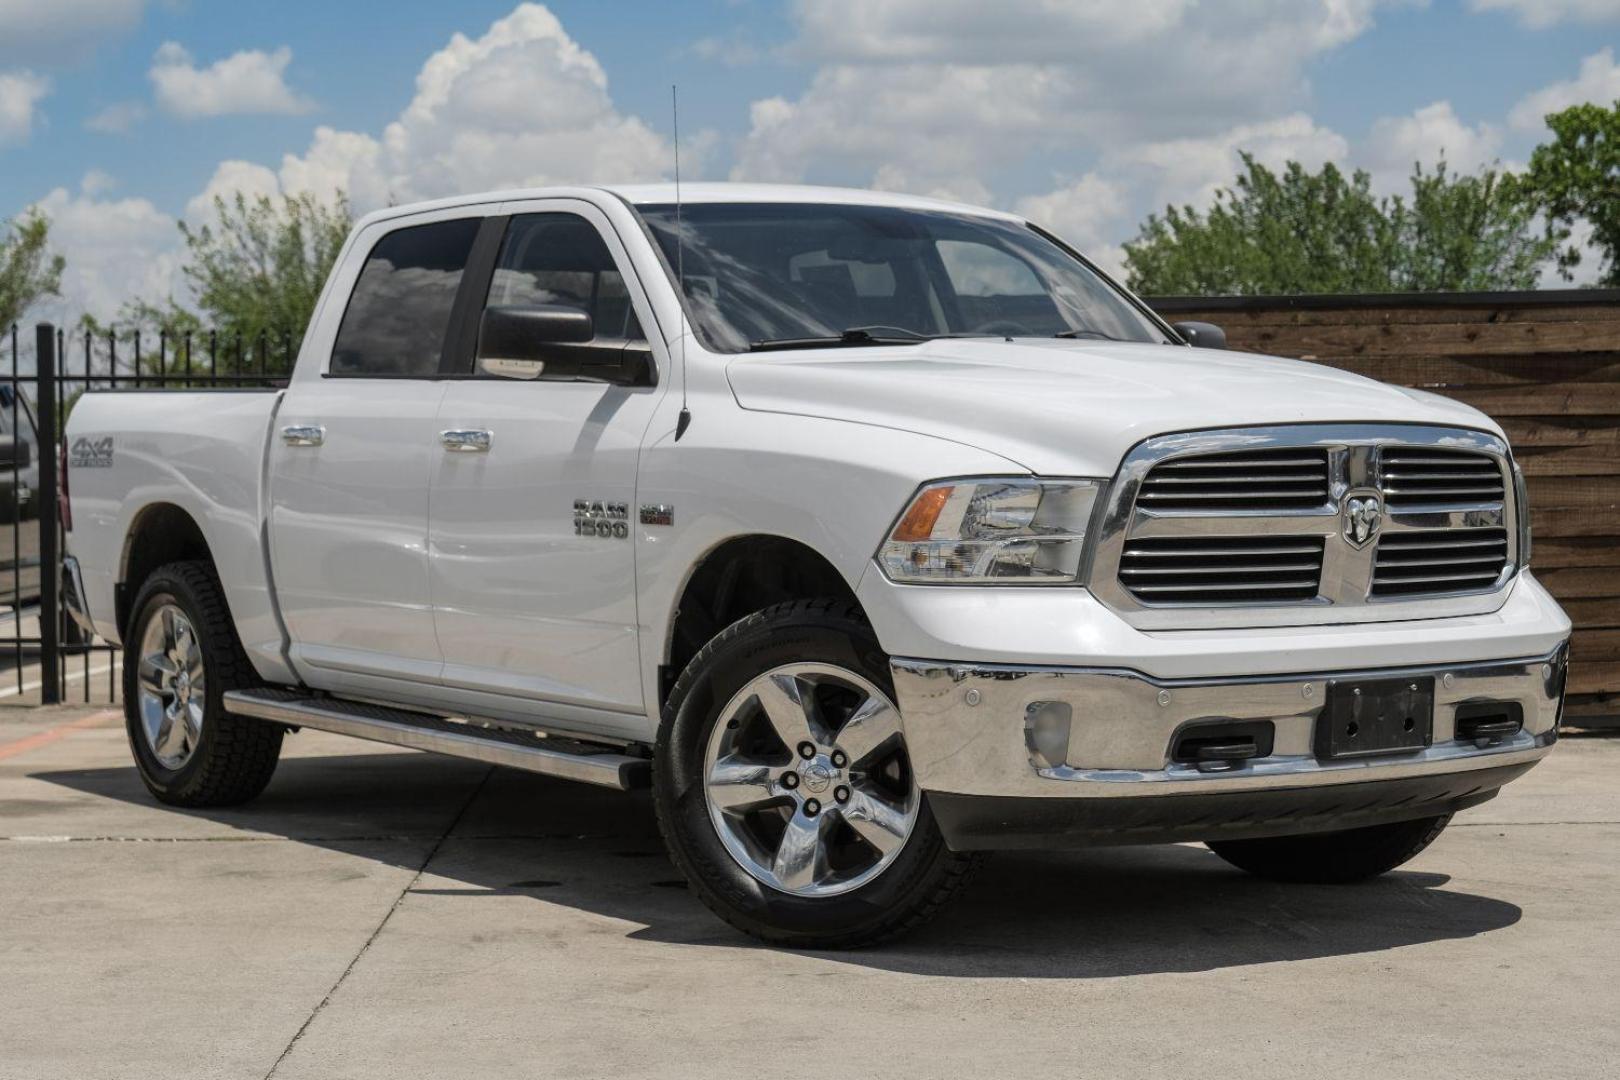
[
  {"left": 654, "top": 598, "right": 980, "bottom": 948},
  {"left": 1206, "top": 813, "right": 1452, "bottom": 884},
  {"left": 122, "top": 560, "right": 283, "bottom": 807}
]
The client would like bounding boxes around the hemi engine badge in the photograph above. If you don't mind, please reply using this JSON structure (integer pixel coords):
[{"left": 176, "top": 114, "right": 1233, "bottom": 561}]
[{"left": 639, "top": 504, "right": 675, "bottom": 527}]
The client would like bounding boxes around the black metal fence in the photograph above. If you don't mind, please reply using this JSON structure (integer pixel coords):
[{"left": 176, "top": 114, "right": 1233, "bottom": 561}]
[{"left": 4, "top": 322, "right": 290, "bottom": 707}]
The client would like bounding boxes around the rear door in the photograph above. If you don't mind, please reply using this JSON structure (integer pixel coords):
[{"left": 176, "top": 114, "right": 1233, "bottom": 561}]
[
  {"left": 428, "top": 200, "right": 667, "bottom": 724},
  {"left": 268, "top": 211, "right": 489, "bottom": 690}
]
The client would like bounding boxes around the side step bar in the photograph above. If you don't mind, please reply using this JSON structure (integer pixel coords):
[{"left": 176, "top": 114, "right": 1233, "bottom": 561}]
[{"left": 223, "top": 688, "right": 650, "bottom": 791}]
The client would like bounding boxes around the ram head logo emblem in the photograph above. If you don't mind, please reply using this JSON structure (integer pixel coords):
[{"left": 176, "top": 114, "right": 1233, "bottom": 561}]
[{"left": 1343, "top": 493, "right": 1384, "bottom": 548}]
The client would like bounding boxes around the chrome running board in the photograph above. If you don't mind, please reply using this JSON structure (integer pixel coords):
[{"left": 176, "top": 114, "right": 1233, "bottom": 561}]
[{"left": 223, "top": 688, "right": 650, "bottom": 791}]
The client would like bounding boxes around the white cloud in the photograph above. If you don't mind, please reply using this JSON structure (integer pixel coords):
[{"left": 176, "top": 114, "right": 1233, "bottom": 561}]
[
  {"left": 1014, "top": 173, "right": 1131, "bottom": 277},
  {"left": 1509, "top": 48, "right": 1620, "bottom": 131},
  {"left": 84, "top": 99, "right": 146, "bottom": 135},
  {"left": 790, "top": 0, "right": 1194, "bottom": 59},
  {"left": 80, "top": 169, "right": 117, "bottom": 196},
  {"left": 199, "top": 3, "right": 670, "bottom": 215},
  {"left": 732, "top": 1, "right": 1398, "bottom": 201},
  {"left": 0, "top": 69, "right": 48, "bottom": 143},
  {"left": 0, "top": 0, "right": 145, "bottom": 65},
  {"left": 183, "top": 159, "right": 283, "bottom": 224},
  {"left": 150, "top": 41, "right": 315, "bottom": 118},
  {"left": 1364, "top": 101, "right": 1504, "bottom": 192},
  {"left": 1469, "top": 0, "right": 1620, "bottom": 28},
  {"left": 27, "top": 174, "right": 182, "bottom": 323}
]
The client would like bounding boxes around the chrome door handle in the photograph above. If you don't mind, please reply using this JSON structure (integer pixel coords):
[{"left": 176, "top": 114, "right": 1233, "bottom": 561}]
[
  {"left": 280, "top": 425, "right": 324, "bottom": 447},
  {"left": 440, "top": 429, "right": 493, "bottom": 453}
]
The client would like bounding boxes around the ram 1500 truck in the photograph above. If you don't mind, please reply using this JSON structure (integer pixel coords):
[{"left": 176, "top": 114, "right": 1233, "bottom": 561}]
[{"left": 63, "top": 184, "right": 1571, "bottom": 947}]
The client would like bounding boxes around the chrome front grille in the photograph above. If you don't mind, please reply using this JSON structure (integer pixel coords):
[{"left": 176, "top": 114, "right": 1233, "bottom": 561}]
[
  {"left": 1137, "top": 448, "right": 1330, "bottom": 511},
  {"left": 1372, "top": 528, "right": 1510, "bottom": 597},
  {"left": 1119, "top": 536, "right": 1325, "bottom": 604},
  {"left": 1090, "top": 424, "right": 1521, "bottom": 630},
  {"left": 1378, "top": 448, "right": 1505, "bottom": 509}
]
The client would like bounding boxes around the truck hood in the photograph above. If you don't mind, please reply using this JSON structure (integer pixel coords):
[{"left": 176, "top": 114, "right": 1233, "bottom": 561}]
[{"left": 726, "top": 338, "right": 1500, "bottom": 476}]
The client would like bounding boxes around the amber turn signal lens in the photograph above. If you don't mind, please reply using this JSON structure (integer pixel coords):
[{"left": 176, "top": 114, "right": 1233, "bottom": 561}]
[{"left": 892, "top": 484, "right": 953, "bottom": 541}]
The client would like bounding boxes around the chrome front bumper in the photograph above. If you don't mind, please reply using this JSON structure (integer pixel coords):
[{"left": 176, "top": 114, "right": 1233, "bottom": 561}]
[
  {"left": 892, "top": 645, "right": 1567, "bottom": 801},
  {"left": 893, "top": 645, "right": 1567, "bottom": 850}
]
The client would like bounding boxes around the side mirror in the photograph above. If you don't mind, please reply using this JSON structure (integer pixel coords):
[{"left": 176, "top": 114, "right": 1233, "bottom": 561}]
[
  {"left": 478, "top": 305, "right": 593, "bottom": 378},
  {"left": 1172, "top": 320, "right": 1227, "bottom": 350},
  {"left": 476, "top": 305, "right": 654, "bottom": 386}
]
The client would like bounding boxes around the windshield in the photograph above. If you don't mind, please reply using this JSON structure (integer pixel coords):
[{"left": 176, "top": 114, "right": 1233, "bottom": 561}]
[{"left": 636, "top": 202, "right": 1169, "bottom": 353}]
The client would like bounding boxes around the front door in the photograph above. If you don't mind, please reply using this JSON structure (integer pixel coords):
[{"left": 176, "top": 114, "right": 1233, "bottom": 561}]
[
  {"left": 428, "top": 202, "right": 667, "bottom": 722},
  {"left": 269, "top": 213, "right": 484, "bottom": 690}
]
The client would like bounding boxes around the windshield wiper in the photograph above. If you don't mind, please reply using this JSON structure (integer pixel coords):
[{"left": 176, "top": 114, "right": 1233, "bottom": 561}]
[
  {"left": 749, "top": 326, "right": 932, "bottom": 352},
  {"left": 1053, "top": 328, "right": 1124, "bottom": 341}
]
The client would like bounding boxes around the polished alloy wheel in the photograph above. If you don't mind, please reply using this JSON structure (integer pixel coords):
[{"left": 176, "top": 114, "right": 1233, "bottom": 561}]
[
  {"left": 135, "top": 604, "right": 207, "bottom": 769},
  {"left": 702, "top": 662, "right": 920, "bottom": 898}
]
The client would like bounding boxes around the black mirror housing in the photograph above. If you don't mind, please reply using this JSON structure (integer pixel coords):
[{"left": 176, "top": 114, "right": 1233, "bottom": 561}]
[
  {"left": 1172, "top": 320, "right": 1227, "bottom": 350},
  {"left": 477, "top": 304, "right": 653, "bottom": 386},
  {"left": 481, "top": 305, "right": 594, "bottom": 361}
]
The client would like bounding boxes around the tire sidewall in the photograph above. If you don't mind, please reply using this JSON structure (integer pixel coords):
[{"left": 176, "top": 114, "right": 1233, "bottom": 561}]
[
  {"left": 655, "top": 605, "right": 954, "bottom": 945},
  {"left": 123, "top": 572, "right": 228, "bottom": 797}
]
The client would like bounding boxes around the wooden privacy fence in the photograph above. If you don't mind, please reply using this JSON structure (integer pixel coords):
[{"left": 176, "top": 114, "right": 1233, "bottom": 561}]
[{"left": 1148, "top": 289, "right": 1620, "bottom": 718}]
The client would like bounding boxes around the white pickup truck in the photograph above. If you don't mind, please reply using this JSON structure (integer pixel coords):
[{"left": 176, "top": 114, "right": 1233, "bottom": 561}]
[{"left": 63, "top": 183, "right": 1571, "bottom": 947}]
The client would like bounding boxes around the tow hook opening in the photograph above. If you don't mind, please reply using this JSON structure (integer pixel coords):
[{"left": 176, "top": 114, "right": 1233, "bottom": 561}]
[
  {"left": 1171, "top": 720, "right": 1276, "bottom": 773},
  {"left": 1454, "top": 702, "right": 1524, "bottom": 748}
]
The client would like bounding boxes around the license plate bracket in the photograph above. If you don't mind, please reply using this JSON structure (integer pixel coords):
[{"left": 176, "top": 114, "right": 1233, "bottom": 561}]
[{"left": 1317, "top": 676, "right": 1435, "bottom": 760}]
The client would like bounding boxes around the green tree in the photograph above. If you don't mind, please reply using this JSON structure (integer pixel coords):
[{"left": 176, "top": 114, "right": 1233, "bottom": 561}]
[
  {"left": 1123, "top": 155, "right": 1556, "bottom": 295},
  {"left": 1516, "top": 100, "right": 1620, "bottom": 286},
  {"left": 1399, "top": 163, "right": 1553, "bottom": 291},
  {"left": 176, "top": 189, "right": 352, "bottom": 343},
  {"left": 116, "top": 190, "right": 351, "bottom": 375},
  {"left": 0, "top": 209, "right": 65, "bottom": 329}
]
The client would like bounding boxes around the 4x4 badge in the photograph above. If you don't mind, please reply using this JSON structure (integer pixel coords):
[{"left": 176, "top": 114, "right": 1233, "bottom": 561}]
[{"left": 1343, "top": 493, "right": 1383, "bottom": 548}]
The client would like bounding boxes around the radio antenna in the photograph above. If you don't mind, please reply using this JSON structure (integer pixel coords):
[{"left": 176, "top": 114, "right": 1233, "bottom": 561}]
[{"left": 672, "top": 84, "right": 692, "bottom": 442}]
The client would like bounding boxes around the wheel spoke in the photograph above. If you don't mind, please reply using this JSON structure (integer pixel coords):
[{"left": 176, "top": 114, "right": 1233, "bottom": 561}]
[
  {"left": 154, "top": 707, "right": 188, "bottom": 761},
  {"left": 159, "top": 606, "right": 179, "bottom": 654},
  {"left": 137, "top": 654, "right": 177, "bottom": 696},
  {"left": 180, "top": 702, "right": 204, "bottom": 753},
  {"left": 843, "top": 785, "right": 910, "bottom": 856},
  {"left": 772, "top": 810, "right": 830, "bottom": 891},
  {"left": 175, "top": 622, "right": 201, "bottom": 676},
  {"left": 753, "top": 671, "right": 820, "bottom": 749},
  {"left": 835, "top": 695, "right": 901, "bottom": 766},
  {"left": 706, "top": 755, "right": 782, "bottom": 814}
]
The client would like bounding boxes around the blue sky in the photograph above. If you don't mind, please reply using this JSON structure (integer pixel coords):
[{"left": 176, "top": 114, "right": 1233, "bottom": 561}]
[{"left": 3, "top": 0, "right": 1619, "bottom": 322}]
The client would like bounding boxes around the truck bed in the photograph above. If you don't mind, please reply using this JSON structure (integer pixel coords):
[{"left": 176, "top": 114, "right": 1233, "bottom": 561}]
[{"left": 65, "top": 389, "right": 292, "bottom": 682}]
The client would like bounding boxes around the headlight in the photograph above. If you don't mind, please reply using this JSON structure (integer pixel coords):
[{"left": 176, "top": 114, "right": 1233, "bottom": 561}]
[{"left": 877, "top": 478, "right": 1102, "bottom": 584}]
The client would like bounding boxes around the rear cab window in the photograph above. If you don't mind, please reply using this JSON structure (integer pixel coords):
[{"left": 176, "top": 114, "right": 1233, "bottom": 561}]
[{"left": 330, "top": 218, "right": 482, "bottom": 376}]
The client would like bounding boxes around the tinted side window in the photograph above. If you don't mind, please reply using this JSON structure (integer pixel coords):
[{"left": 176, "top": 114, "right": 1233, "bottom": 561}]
[
  {"left": 331, "top": 218, "right": 481, "bottom": 375},
  {"left": 485, "top": 214, "right": 644, "bottom": 343}
]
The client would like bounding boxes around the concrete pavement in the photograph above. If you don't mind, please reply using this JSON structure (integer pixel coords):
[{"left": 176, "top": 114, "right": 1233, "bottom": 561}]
[{"left": 2, "top": 705, "right": 1617, "bottom": 1079}]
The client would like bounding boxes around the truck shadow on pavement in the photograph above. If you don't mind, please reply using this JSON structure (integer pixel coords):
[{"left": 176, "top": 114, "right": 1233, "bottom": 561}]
[{"left": 33, "top": 747, "right": 1523, "bottom": 979}]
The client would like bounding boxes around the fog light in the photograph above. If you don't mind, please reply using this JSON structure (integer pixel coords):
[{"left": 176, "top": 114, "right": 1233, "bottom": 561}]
[{"left": 1024, "top": 701, "right": 1073, "bottom": 770}]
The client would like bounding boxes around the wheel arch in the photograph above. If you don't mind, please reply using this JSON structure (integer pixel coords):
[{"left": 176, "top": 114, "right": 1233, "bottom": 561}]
[
  {"left": 117, "top": 502, "right": 213, "bottom": 636},
  {"left": 661, "top": 533, "right": 865, "bottom": 706}
]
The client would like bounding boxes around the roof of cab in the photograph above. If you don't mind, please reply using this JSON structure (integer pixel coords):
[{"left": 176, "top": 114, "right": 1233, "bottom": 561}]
[{"left": 352, "top": 181, "right": 1023, "bottom": 231}]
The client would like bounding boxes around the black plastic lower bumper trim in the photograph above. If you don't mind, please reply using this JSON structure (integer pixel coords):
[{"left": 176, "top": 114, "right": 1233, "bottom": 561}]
[{"left": 926, "top": 762, "right": 1534, "bottom": 851}]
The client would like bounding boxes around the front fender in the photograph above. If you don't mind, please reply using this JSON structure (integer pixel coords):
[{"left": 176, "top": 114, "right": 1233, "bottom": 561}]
[{"left": 633, "top": 403, "right": 1022, "bottom": 720}]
